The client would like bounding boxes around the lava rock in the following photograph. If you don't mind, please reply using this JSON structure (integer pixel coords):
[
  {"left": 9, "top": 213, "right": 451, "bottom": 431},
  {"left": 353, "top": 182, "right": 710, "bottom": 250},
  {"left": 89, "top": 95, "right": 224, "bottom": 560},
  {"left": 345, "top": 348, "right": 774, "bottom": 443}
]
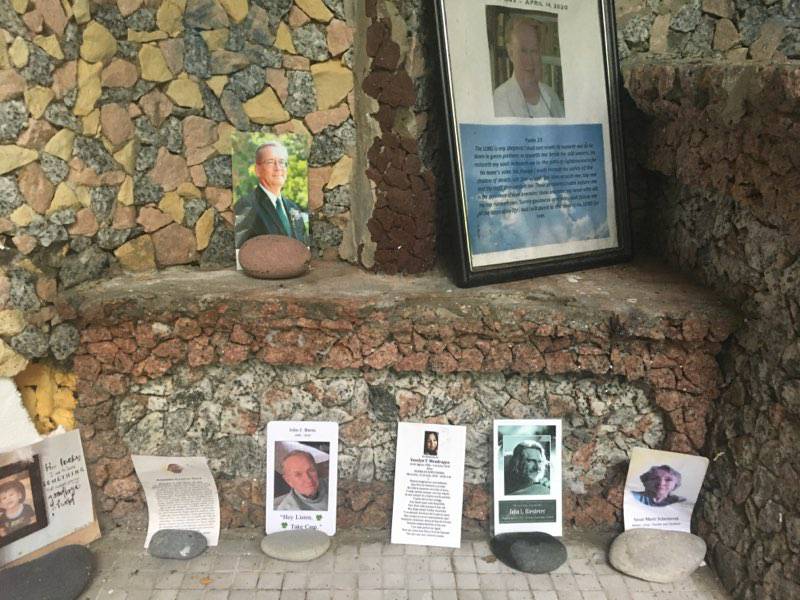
[
  {"left": 74, "top": 137, "right": 116, "bottom": 174},
  {"left": 0, "top": 100, "right": 27, "bottom": 142},
  {"left": 608, "top": 529, "right": 707, "bottom": 583},
  {"left": 0, "top": 544, "right": 93, "bottom": 600},
  {"left": 227, "top": 65, "right": 266, "bottom": 101},
  {"left": 204, "top": 156, "right": 232, "bottom": 188},
  {"left": 11, "top": 326, "right": 50, "bottom": 358},
  {"left": 309, "top": 120, "right": 355, "bottom": 166},
  {"left": 260, "top": 529, "right": 331, "bottom": 561},
  {"left": 490, "top": 532, "right": 568, "bottom": 574},
  {"left": 292, "top": 23, "right": 330, "bottom": 62},
  {"left": 59, "top": 246, "right": 109, "bottom": 288},
  {"left": 40, "top": 154, "right": 69, "bottom": 184},
  {"left": 149, "top": 529, "right": 208, "bottom": 560},
  {"left": 0, "top": 175, "right": 24, "bottom": 216},
  {"left": 239, "top": 235, "right": 311, "bottom": 279},
  {"left": 50, "top": 323, "right": 80, "bottom": 361},
  {"left": 200, "top": 226, "right": 235, "bottom": 268},
  {"left": 285, "top": 70, "right": 316, "bottom": 117}
]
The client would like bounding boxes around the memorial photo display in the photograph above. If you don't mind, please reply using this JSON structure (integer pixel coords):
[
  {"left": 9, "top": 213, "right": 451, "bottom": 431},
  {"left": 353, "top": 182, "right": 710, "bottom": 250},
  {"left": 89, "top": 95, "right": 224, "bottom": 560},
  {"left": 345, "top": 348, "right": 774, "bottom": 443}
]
[
  {"left": 434, "top": 0, "right": 630, "bottom": 286},
  {"left": 0, "top": 456, "right": 47, "bottom": 549},
  {"left": 265, "top": 421, "right": 339, "bottom": 536},
  {"left": 493, "top": 419, "right": 562, "bottom": 536},
  {"left": 623, "top": 447, "right": 709, "bottom": 533}
]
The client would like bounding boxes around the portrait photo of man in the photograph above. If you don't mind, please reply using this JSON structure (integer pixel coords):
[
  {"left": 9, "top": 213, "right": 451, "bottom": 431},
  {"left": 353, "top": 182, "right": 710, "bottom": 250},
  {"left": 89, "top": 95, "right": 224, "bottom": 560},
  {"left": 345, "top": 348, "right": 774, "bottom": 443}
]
[
  {"left": 273, "top": 448, "right": 329, "bottom": 512},
  {"left": 489, "top": 10, "right": 565, "bottom": 119},
  {"left": 632, "top": 465, "right": 686, "bottom": 507},
  {"left": 423, "top": 431, "right": 439, "bottom": 456},
  {"left": 233, "top": 138, "right": 309, "bottom": 250},
  {"left": 504, "top": 439, "right": 550, "bottom": 496}
]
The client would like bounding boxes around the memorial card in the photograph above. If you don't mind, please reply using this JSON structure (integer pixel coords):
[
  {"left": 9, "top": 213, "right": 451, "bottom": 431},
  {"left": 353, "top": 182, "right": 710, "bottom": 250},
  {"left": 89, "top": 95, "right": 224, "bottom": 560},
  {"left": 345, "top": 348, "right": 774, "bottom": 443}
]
[
  {"left": 434, "top": 0, "right": 630, "bottom": 286},
  {"left": 390, "top": 422, "right": 467, "bottom": 548},
  {"left": 623, "top": 447, "right": 709, "bottom": 533},
  {"left": 232, "top": 132, "right": 310, "bottom": 268},
  {"left": 0, "top": 429, "right": 98, "bottom": 566},
  {"left": 493, "top": 419, "right": 562, "bottom": 536},
  {"left": 132, "top": 455, "right": 220, "bottom": 547},
  {"left": 265, "top": 421, "right": 338, "bottom": 536}
]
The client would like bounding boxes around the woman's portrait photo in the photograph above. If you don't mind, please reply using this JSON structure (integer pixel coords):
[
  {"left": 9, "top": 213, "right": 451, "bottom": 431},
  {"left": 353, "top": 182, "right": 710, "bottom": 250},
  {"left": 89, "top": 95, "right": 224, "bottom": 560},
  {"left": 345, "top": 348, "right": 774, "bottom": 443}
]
[
  {"left": 423, "top": 431, "right": 439, "bottom": 456},
  {"left": 632, "top": 464, "right": 686, "bottom": 507}
]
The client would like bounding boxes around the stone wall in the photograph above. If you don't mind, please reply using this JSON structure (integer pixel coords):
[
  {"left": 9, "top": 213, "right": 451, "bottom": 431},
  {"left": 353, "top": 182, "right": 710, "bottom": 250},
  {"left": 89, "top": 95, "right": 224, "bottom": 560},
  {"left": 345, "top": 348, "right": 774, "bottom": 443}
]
[
  {"left": 62, "top": 264, "right": 735, "bottom": 529},
  {"left": 624, "top": 63, "right": 799, "bottom": 600}
]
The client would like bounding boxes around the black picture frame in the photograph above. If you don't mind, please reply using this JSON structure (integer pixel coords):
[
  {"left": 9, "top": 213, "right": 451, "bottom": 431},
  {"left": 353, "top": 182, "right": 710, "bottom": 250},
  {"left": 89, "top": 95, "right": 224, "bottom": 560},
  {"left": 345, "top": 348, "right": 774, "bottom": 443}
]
[
  {"left": 434, "top": 0, "right": 631, "bottom": 287},
  {"left": 0, "top": 455, "right": 49, "bottom": 548}
]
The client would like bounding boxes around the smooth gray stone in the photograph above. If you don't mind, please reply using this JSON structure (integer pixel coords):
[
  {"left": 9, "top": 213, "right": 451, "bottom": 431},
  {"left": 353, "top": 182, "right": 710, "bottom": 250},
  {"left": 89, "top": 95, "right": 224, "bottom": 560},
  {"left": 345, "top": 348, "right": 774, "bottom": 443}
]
[
  {"left": 148, "top": 529, "right": 208, "bottom": 560},
  {"left": 0, "top": 544, "right": 93, "bottom": 600},
  {"left": 260, "top": 529, "right": 331, "bottom": 562},
  {"left": 609, "top": 529, "right": 707, "bottom": 583},
  {"left": 490, "top": 532, "right": 567, "bottom": 574}
]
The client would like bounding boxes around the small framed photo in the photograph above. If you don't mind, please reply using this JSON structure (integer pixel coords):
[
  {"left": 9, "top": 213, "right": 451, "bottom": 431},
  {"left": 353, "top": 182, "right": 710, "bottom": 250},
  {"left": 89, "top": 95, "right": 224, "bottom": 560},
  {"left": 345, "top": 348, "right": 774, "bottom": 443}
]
[
  {"left": 493, "top": 419, "right": 562, "bottom": 536},
  {"left": 265, "top": 421, "right": 339, "bottom": 536},
  {"left": 0, "top": 456, "right": 48, "bottom": 548},
  {"left": 434, "top": 0, "right": 631, "bottom": 286},
  {"left": 232, "top": 132, "right": 310, "bottom": 265}
]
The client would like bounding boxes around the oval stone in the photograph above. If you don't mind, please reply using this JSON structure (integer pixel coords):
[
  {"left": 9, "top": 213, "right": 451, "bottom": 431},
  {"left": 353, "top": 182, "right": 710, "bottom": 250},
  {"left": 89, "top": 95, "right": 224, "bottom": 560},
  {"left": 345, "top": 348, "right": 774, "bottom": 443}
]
[
  {"left": 609, "top": 529, "right": 707, "bottom": 583},
  {"left": 239, "top": 235, "right": 311, "bottom": 279},
  {"left": 148, "top": 529, "right": 208, "bottom": 560},
  {"left": 490, "top": 532, "right": 567, "bottom": 574},
  {"left": 0, "top": 544, "right": 93, "bottom": 600},
  {"left": 260, "top": 529, "right": 331, "bottom": 562}
]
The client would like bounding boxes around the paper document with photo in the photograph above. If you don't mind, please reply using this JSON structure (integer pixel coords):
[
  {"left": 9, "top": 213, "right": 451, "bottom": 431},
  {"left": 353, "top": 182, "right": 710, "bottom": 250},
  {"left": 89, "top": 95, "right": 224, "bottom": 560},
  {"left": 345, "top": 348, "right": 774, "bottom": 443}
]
[
  {"left": 493, "top": 419, "right": 562, "bottom": 536},
  {"left": 390, "top": 422, "right": 467, "bottom": 548},
  {"left": 265, "top": 421, "right": 338, "bottom": 536},
  {"left": 623, "top": 447, "right": 709, "bottom": 532},
  {"left": 132, "top": 455, "right": 220, "bottom": 547},
  {"left": 0, "top": 429, "right": 98, "bottom": 566}
]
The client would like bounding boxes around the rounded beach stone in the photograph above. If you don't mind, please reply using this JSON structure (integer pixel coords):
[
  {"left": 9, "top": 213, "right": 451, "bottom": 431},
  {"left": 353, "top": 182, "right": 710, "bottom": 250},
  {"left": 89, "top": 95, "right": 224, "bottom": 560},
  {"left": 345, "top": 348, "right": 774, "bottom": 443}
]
[
  {"left": 239, "top": 234, "right": 311, "bottom": 279},
  {"left": 260, "top": 529, "right": 331, "bottom": 562},
  {"left": 489, "top": 532, "right": 567, "bottom": 574},
  {"left": 608, "top": 529, "right": 707, "bottom": 583},
  {"left": 0, "top": 544, "right": 93, "bottom": 600},
  {"left": 148, "top": 529, "right": 208, "bottom": 560}
]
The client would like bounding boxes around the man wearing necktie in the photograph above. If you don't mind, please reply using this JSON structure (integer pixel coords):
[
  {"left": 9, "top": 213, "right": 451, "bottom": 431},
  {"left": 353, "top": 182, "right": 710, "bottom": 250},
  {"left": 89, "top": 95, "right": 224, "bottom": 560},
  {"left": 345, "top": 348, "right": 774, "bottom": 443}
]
[{"left": 234, "top": 141, "right": 309, "bottom": 249}]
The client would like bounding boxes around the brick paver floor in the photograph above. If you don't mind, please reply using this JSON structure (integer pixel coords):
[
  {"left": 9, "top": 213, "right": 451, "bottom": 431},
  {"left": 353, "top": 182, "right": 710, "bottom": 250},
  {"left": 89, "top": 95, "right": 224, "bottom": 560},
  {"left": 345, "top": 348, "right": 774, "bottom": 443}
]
[{"left": 82, "top": 528, "right": 730, "bottom": 600}]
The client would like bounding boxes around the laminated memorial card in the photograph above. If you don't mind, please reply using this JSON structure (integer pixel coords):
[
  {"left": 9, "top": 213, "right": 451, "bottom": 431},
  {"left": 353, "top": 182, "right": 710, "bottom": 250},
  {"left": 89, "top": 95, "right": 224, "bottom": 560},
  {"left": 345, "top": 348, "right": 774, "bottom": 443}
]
[
  {"left": 391, "top": 423, "right": 467, "bottom": 548},
  {"left": 265, "top": 421, "right": 338, "bottom": 536},
  {"left": 493, "top": 420, "right": 562, "bottom": 536},
  {"left": 0, "top": 429, "right": 98, "bottom": 566},
  {"left": 623, "top": 447, "right": 709, "bottom": 533},
  {"left": 434, "top": 0, "right": 630, "bottom": 286},
  {"left": 232, "top": 132, "right": 310, "bottom": 272},
  {"left": 132, "top": 456, "right": 220, "bottom": 547}
]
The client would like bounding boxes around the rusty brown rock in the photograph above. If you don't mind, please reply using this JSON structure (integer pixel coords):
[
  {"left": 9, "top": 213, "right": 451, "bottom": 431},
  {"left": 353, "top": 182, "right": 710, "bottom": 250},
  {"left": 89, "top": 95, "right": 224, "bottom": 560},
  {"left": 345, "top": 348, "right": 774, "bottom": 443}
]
[
  {"left": 68, "top": 207, "right": 99, "bottom": 236},
  {"left": 52, "top": 61, "right": 77, "bottom": 98},
  {"left": 34, "top": 0, "right": 67, "bottom": 36},
  {"left": 18, "top": 162, "right": 54, "bottom": 213},
  {"left": 183, "top": 115, "right": 218, "bottom": 149},
  {"left": 139, "top": 89, "right": 173, "bottom": 127},
  {"left": 17, "top": 120, "right": 56, "bottom": 149},
  {"left": 101, "top": 60, "right": 138, "bottom": 88},
  {"left": 238, "top": 235, "right": 311, "bottom": 279},
  {"left": 148, "top": 147, "right": 189, "bottom": 192},
  {"left": 137, "top": 206, "right": 173, "bottom": 232},
  {"left": 326, "top": 19, "right": 353, "bottom": 57},
  {"left": 152, "top": 223, "right": 198, "bottom": 267},
  {"left": 100, "top": 103, "right": 134, "bottom": 148},
  {"left": 0, "top": 70, "right": 26, "bottom": 101}
]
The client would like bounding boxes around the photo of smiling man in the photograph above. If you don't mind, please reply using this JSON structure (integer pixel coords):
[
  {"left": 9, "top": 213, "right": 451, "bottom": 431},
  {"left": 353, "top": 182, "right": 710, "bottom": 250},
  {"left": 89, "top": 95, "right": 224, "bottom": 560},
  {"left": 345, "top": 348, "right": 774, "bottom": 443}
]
[{"left": 274, "top": 446, "right": 329, "bottom": 512}]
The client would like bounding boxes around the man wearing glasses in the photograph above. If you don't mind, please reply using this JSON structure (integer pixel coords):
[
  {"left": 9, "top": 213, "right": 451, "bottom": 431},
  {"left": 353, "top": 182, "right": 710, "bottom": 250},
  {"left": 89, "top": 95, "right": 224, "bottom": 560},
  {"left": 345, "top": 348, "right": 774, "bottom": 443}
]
[{"left": 234, "top": 141, "right": 309, "bottom": 248}]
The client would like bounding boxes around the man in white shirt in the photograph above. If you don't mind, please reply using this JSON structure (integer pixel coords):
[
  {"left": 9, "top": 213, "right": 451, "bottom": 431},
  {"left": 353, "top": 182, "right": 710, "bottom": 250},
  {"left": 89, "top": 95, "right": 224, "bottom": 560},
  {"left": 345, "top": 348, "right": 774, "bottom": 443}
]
[
  {"left": 274, "top": 450, "right": 329, "bottom": 511},
  {"left": 234, "top": 141, "right": 309, "bottom": 248},
  {"left": 493, "top": 16, "right": 565, "bottom": 119}
]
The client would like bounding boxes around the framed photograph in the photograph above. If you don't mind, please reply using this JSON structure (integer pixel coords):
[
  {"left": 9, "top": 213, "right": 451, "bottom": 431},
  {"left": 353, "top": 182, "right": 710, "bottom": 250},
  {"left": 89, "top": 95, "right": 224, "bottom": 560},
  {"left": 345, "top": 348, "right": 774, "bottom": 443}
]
[
  {"left": 0, "top": 456, "right": 48, "bottom": 549},
  {"left": 231, "top": 132, "right": 310, "bottom": 267},
  {"left": 434, "top": 0, "right": 631, "bottom": 286},
  {"left": 391, "top": 423, "right": 467, "bottom": 548},
  {"left": 493, "top": 419, "right": 562, "bottom": 536},
  {"left": 265, "top": 421, "right": 338, "bottom": 536},
  {"left": 623, "top": 447, "right": 709, "bottom": 533}
]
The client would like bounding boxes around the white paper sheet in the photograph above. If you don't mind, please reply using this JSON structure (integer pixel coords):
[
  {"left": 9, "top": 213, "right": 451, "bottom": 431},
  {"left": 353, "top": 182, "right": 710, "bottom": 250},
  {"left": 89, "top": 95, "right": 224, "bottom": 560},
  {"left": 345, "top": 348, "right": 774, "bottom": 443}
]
[
  {"left": 132, "top": 455, "right": 220, "bottom": 547},
  {"left": 390, "top": 422, "right": 467, "bottom": 548}
]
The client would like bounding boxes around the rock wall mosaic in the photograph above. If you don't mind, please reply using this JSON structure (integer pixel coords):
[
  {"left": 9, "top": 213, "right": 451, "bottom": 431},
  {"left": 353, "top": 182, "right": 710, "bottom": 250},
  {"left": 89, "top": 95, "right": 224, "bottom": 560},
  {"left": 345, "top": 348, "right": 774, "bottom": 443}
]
[{"left": 624, "top": 63, "right": 800, "bottom": 600}]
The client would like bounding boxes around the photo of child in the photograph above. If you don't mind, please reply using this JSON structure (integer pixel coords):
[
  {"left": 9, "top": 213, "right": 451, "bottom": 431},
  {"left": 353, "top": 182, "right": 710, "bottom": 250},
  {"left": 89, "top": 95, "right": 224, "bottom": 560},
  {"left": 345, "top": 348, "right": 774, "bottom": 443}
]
[{"left": 0, "top": 479, "right": 36, "bottom": 537}]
